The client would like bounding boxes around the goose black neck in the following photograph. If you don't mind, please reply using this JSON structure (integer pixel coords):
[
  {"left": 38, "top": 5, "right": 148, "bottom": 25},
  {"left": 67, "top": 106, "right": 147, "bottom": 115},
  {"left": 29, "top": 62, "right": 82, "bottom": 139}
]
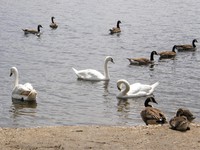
[
  {"left": 117, "top": 22, "right": 120, "bottom": 28},
  {"left": 192, "top": 40, "right": 196, "bottom": 48},
  {"left": 150, "top": 51, "right": 155, "bottom": 61},
  {"left": 144, "top": 99, "right": 152, "bottom": 107},
  {"left": 51, "top": 17, "right": 54, "bottom": 23},
  {"left": 172, "top": 45, "right": 176, "bottom": 52},
  {"left": 38, "top": 26, "right": 41, "bottom": 32}
]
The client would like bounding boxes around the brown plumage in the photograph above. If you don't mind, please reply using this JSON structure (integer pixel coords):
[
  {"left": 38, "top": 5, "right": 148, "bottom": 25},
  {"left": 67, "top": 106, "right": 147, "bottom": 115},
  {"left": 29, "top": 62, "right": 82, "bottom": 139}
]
[
  {"left": 22, "top": 25, "right": 43, "bottom": 35},
  {"left": 176, "top": 108, "right": 195, "bottom": 122},
  {"left": 127, "top": 51, "right": 158, "bottom": 65},
  {"left": 159, "top": 45, "right": 177, "bottom": 59},
  {"left": 109, "top": 20, "right": 121, "bottom": 34},
  {"left": 169, "top": 116, "right": 190, "bottom": 131},
  {"left": 176, "top": 39, "right": 198, "bottom": 51},
  {"left": 169, "top": 108, "right": 193, "bottom": 131},
  {"left": 50, "top": 17, "right": 58, "bottom": 29},
  {"left": 140, "top": 97, "right": 167, "bottom": 125}
]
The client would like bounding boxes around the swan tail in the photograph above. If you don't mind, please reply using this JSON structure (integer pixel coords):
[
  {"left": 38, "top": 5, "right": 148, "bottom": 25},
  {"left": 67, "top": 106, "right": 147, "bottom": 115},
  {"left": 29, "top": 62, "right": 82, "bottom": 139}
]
[
  {"left": 72, "top": 67, "right": 78, "bottom": 74},
  {"left": 27, "top": 89, "right": 37, "bottom": 101},
  {"left": 151, "top": 82, "right": 159, "bottom": 89}
]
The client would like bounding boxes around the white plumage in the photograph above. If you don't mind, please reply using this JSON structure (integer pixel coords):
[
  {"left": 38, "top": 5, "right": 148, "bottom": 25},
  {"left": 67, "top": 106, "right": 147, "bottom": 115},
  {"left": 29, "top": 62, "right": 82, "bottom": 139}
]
[
  {"left": 10, "top": 67, "right": 37, "bottom": 101},
  {"left": 72, "top": 56, "right": 114, "bottom": 81},
  {"left": 116, "top": 79, "right": 159, "bottom": 99}
]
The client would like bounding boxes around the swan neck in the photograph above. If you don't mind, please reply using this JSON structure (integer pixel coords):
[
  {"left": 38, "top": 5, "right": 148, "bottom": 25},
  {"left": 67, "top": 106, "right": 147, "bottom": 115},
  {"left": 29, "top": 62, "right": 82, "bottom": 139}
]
[
  {"left": 104, "top": 59, "right": 109, "bottom": 79},
  {"left": 119, "top": 80, "right": 130, "bottom": 96},
  {"left": 13, "top": 70, "right": 19, "bottom": 87}
]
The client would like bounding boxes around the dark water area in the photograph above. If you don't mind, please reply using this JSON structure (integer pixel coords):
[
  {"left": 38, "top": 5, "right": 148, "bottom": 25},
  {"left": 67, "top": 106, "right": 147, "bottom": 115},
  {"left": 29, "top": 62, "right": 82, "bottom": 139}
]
[{"left": 0, "top": 0, "right": 200, "bottom": 127}]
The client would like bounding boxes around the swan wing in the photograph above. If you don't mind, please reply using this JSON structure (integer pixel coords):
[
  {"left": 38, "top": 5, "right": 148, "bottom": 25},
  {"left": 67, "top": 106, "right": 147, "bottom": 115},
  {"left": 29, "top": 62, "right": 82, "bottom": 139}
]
[{"left": 72, "top": 68, "right": 104, "bottom": 80}]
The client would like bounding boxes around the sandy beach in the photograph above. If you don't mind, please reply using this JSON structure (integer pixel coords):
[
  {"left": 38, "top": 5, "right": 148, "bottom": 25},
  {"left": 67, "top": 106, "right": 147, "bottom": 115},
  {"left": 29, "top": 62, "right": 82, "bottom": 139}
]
[{"left": 0, "top": 123, "right": 199, "bottom": 150}]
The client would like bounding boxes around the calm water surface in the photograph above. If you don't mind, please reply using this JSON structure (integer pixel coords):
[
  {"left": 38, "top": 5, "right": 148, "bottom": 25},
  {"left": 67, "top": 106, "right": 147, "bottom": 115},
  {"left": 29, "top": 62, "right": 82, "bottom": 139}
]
[{"left": 0, "top": 0, "right": 200, "bottom": 127}]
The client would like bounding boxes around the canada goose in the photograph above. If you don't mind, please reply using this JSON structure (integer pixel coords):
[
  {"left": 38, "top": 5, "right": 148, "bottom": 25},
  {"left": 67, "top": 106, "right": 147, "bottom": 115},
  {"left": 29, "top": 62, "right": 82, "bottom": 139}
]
[
  {"left": 109, "top": 20, "right": 121, "bottom": 34},
  {"left": 169, "top": 109, "right": 191, "bottom": 131},
  {"left": 159, "top": 45, "right": 177, "bottom": 59},
  {"left": 127, "top": 51, "right": 158, "bottom": 65},
  {"left": 140, "top": 97, "right": 167, "bottom": 125},
  {"left": 176, "top": 39, "right": 198, "bottom": 51},
  {"left": 176, "top": 108, "right": 195, "bottom": 122},
  {"left": 22, "top": 25, "right": 43, "bottom": 35},
  {"left": 50, "top": 16, "right": 58, "bottom": 29}
]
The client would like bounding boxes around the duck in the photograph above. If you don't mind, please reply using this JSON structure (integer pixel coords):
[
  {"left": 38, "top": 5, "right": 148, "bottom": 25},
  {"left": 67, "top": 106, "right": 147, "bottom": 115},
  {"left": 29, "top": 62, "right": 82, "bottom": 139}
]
[
  {"left": 49, "top": 16, "right": 58, "bottom": 29},
  {"left": 10, "top": 67, "right": 37, "bottom": 101},
  {"left": 176, "top": 39, "right": 198, "bottom": 51},
  {"left": 158, "top": 45, "right": 177, "bottom": 59},
  {"left": 72, "top": 56, "right": 114, "bottom": 81},
  {"left": 127, "top": 51, "right": 158, "bottom": 65},
  {"left": 176, "top": 108, "right": 195, "bottom": 122},
  {"left": 109, "top": 20, "right": 121, "bottom": 34},
  {"left": 169, "top": 109, "right": 191, "bottom": 131},
  {"left": 140, "top": 97, "right": 167, "bottom": 125},
  {"left": 116, "top": 79, "right": 159, "bottom": 99},
  {"left": 22, "top": 24, "right": 43, "bottom": 35}
]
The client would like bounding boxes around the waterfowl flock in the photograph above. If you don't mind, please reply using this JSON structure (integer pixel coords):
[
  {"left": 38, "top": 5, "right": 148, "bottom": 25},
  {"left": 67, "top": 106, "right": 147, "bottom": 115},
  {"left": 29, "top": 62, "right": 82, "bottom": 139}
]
[{"left": 11, "top": 17, "right": 197, "bottom": 131}]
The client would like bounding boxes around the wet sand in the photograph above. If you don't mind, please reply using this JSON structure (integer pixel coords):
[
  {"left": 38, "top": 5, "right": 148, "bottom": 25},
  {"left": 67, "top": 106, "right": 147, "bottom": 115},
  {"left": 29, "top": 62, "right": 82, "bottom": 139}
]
[{"left": 0, "top": 123, "right": 199, "bottom": 150}]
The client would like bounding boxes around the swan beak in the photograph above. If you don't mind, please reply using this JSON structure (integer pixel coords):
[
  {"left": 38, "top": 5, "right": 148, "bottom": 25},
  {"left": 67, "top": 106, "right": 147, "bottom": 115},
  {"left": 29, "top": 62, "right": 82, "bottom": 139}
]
[
  {"left": 117, "top": 85, "right": 121, "bottom": 91},
  {"left": 10, "top": 72, "right": 13, "bottom": 77},
  {"left": 111, "top": 58, "right": 115, "bottom": 64}
]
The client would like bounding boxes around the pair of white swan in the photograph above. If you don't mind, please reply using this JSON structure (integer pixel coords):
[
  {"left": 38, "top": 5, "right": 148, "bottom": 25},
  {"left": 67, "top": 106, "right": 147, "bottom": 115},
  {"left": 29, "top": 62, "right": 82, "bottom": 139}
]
[
  {"left": 72, "top": 56, "right": 159, "bottom": 98},
  {"left": 10, "top": 67, "right": 37, "bottom": 101}
]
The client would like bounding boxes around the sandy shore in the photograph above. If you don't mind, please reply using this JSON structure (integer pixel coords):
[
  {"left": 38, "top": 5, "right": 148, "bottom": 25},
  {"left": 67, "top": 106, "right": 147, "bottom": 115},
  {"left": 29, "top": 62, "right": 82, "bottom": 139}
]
[{"left": 0, "top": 123, "right": 199, "bottom": 150}]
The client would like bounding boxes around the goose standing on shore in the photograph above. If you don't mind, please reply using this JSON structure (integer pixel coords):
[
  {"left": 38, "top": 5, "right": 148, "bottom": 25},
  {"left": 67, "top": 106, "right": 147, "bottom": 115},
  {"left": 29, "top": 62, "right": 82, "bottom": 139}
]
[
  {"left": 72, "top": 56, "right": 114, "bottom": 81},
  {"left": 127, "top": 51, "right": 158, "bottom": 65},
  {"left": 109, "top": 20, "right": 121, "bottom": 34},
  {"left": 10, "top": 67, "right": 37, "bottom": 101},
  {"left": 159, "top": 45, "right": 177, "bottom": 59},
  {"left": 141, "top": 97, "right": 167, "bottom": 125},
  {"left": 49, "top": 17, "right": 58, "bottom": 29},
  {"left": 176, "top": 39, "right": 198, "bottom": 51},
  {"left": 22, "top": 25, "right": 43, "bottom": 35},
  {"left": 116, "top": 79, "right": 159, "bottom": 99}
]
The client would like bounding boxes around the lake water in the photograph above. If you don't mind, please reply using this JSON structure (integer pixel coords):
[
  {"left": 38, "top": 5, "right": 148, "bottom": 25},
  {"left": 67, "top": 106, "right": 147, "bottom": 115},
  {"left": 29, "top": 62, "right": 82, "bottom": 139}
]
[{"left": 0, "top": 0, "right": 200, "bottom": 127}]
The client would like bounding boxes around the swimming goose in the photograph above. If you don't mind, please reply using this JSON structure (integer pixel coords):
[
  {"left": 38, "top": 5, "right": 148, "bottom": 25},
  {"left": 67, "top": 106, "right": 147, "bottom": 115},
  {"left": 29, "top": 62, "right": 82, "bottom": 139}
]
[
  {"left": 109, "top": 20, "right": 121, "bottom": 34},
  {"left": 176, "top": 108, "right": 195, "bottom": 122},
  {"left": 22, "top": 25, "right": 43, "bottom": 35},
  {"left": 10, "top": 67, "right": 37, "bottom": 101},
  {"left": 72, "top": 56, "right": 114, "bottom": 81},
  {"left": 49, "top": 17, "right": 58, "bottom": 29},
  {"left": 176, "top": 39, "right": 198, "bottom": 51},
  {"left": 140, "top": 97, "right": 167, "bottom": 125},
  {"left": 127, "top": 51, "right": 158, "bottom": 65},
  {"left": 169, "top": 109, "right": 191, "bottom": 131},
  {"left": 116, "top": 79, "right": 159, "bottom": 99},
  {"left": 159, "top": 45, "right": 177, "bottom": 59}
]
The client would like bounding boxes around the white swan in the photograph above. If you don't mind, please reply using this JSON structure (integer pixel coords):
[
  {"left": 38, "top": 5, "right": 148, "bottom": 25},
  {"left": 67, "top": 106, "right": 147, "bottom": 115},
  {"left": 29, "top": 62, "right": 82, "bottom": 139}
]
[
  {"left": 10, "top": 67, "right": 37, "bottom": 101},
  {"left": 72, "top": 56, "right": 114, "bottom": 81},
  {"left": 116, "top": 79, "right": 159, "bottom": 99}
]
